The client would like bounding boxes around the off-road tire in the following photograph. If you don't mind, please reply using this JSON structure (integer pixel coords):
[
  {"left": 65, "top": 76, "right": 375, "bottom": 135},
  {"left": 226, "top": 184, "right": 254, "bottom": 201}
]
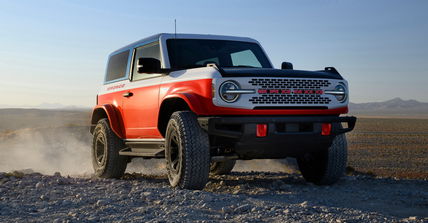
[
  {"left": 165, "top": 111, "right": 210, "bottom": 189},
  {"left": 297, "top": 134, "right": 347, "bottom": 185},
  {"left": 210, "top": 160, "right": 236, "bottom": 175},
  {"left": 92, "top": 118, "right": 127, "bottom": 178}
]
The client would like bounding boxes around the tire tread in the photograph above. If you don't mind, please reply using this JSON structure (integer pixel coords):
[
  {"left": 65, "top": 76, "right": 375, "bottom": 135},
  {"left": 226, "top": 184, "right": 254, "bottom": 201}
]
[{"left": 168, "top": 111, "right": 210, "bottom": 189}]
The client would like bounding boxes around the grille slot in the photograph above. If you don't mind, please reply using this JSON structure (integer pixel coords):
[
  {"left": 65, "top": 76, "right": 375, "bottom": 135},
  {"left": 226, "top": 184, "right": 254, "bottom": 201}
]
[
  {"left": 248, "top": 78, "right": 332, "bottom": 105},
  {"left": 250, "top": 94, "right": 331, "bottom": 104}
]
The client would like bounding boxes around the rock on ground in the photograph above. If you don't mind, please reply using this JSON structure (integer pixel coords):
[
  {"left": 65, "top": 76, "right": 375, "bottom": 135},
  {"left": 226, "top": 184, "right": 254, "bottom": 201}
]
[{"left": 0, "top": 171, "right": 427, "bottom": 222}]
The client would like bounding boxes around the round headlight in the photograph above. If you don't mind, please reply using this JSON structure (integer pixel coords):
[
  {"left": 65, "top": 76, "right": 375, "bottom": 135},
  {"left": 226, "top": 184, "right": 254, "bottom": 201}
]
[
  {"left": 334, "top": 84, "right": 347, "bottom": 102},
  {"left": 219, "top": 81, "right": 240, "bottom": 103}
]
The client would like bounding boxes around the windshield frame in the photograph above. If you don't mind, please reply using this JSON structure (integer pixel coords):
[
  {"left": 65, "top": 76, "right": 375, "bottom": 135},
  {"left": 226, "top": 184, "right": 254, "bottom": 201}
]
[{"left": 164, "top": 38, "right": 273, "bottom": 70}]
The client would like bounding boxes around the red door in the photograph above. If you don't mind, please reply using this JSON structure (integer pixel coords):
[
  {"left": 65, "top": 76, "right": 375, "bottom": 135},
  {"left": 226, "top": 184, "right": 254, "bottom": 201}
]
[
  {"left": 121, "top": 42, "right": 163, "bottom": 139},
  {"left": 122, "top": 78, "right": 163, "bottom": 139}
]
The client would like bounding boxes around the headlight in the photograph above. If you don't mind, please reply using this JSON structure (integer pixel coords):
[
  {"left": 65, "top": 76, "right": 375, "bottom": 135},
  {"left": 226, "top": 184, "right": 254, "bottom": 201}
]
[
  {"left": 335, "top": 84, "right": 347, "bottom": 102},
  {"left": 325, "top": 84, "right": 347, "bottom": 103},
  {"left": 219, "top": 81, "right": 240, "bottom": 103}
]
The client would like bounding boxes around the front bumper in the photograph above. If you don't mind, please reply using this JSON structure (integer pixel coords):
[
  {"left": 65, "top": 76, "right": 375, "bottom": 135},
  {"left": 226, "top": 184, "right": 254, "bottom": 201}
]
[{"left": 198, "top": 115, "right": 356, "bottom": 159}]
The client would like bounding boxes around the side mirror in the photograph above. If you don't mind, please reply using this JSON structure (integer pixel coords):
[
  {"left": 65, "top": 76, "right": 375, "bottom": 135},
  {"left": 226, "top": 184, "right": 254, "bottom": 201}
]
[
  {"left": 137, "top": 58, "right": 161, "bottom": 73},
  {"left": 281, "top": 62, "right": 293, "bottom": 70}
]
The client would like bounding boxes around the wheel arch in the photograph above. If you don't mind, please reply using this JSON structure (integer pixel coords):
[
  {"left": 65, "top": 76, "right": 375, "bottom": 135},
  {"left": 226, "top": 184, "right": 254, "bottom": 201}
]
[
  {"left": 158, "top": 96, "right": 192, "bottom": 137},
  {"left": 90, "top": 104, "right": 126, "bottom": 138}
]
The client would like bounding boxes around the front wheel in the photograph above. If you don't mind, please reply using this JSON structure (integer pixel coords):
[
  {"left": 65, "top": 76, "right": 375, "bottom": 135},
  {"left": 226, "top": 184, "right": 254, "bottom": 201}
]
[
  {"left": 297, "top": 134, "right": 348, "bottom": 185},
  {"left": 165, "top": 111, "right": 210, "bottom": 189}
]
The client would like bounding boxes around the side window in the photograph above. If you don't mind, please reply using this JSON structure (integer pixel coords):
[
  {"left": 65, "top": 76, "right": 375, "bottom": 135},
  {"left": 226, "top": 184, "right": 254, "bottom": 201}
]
[
  {"left": 230, "top": 49, "right": 262, "bottom": 68},
  {"left": 105, "top": 50, "right": 130, "bottom": 82},
  {"left": 132, "top": 42, "right": 161, "bottom": 81}
]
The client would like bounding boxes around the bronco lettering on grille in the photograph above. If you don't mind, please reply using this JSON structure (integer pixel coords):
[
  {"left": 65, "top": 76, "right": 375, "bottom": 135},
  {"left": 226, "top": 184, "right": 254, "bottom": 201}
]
[{"left": 258, "top": 89, "right": 324, "bottom": 94}]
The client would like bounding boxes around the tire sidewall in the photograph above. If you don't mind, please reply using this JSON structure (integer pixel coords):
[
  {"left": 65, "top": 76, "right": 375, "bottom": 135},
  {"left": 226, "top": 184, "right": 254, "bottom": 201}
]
[
  {"left": 165, "top": 117, "right": 183, "bottom": 187},
  {"left": 91, "top": 118, "right": 127, "bottom": 178},
  {"left": 92, "top": 122, "right": 109, "bottom": 176},
  {"left": 164, "top": 111, "right": 210, "bottom": 189}
]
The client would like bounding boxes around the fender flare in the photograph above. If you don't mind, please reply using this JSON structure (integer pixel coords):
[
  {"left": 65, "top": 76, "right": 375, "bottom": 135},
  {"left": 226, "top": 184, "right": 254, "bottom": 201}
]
[
  {"left": 161, "top": 93, "right": 209, "bottom": 115},
  {"left": 90, "top": 104, "right": 126, "bottom": 139}
]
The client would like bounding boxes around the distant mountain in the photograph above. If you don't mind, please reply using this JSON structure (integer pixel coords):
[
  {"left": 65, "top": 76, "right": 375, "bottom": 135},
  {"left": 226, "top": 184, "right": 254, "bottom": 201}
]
[
  {"left": 36, "top": 103, "right": 90, "bottom": 110},
  {"left": 349, "top": 98, "right": 428, "bottom": 115}
]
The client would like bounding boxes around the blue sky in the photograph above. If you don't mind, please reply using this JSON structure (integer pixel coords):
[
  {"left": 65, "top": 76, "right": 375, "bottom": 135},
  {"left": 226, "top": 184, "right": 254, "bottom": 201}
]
[{"left": 0, "top": 0, "right": 427, "bottom": 107}]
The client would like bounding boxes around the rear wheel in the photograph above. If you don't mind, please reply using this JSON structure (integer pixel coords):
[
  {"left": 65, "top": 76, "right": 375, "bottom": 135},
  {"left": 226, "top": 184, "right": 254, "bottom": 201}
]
[
  {"left": 165, "top": 111, "right": 210, "bottom": 189},
  {"left": 297, "top": 134, "right": 347, "bottom": 185},
  {"left": 92, "top": 118, "right": 127, "bottom": 178},
  {"left": 210, "top": 160, "right": 236, "bottom": 175}
]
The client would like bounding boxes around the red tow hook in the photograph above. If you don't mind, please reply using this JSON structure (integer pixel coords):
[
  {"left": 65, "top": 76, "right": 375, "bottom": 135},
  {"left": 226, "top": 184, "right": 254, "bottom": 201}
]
[
  {"left": 321, "top": 123, "right": 332, "bottom": 136},
  {"left": 256, "top": 124, "right": 268, "bottom": 137}
]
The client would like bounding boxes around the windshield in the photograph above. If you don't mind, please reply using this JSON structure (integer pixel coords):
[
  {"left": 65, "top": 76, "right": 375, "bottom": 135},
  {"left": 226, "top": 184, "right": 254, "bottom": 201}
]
[{"left": 167, "top": 39, "right": 272, "bottom": 69}]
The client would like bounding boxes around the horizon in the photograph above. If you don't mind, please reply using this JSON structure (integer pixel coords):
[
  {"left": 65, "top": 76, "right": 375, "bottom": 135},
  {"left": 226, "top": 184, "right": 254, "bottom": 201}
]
[
  {"left": 0, "top": 97, "right": 425, "bottom": 110},
  {"left": 1, "top": 0, "right": 427, "bottom": 107}
]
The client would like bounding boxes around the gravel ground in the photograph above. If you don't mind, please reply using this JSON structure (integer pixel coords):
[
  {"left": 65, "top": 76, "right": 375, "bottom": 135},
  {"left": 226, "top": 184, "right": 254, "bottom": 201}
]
[{"left": 1, "top": 171, "right": 427, "bottom": 223}]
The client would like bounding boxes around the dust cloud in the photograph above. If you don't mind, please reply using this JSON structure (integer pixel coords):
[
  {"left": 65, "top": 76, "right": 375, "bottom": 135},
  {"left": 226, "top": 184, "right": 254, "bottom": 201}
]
[
  {"left": 0, "top": 126, "right": 169, "bottom": 176},
  {"left": 234, "top": 159, "right": 299, "bottom": 173},
  {"left": 0, "top": 125, "right": 297, "bottom": 176},
  {"left": 0, "top": 126, "right": 92, "bottom": 176}
]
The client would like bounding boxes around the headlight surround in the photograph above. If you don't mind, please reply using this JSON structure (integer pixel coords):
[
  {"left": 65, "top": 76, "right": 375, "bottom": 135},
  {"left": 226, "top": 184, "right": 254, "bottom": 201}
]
[
  {"left": 325, "top": 83, "right": 347, "bottom": 103},
  {"left": 219, "top": 81, "right": 240, "bottom": 103},
  {"left": 334, "top": 84, "right": 347, "bottom": 102}
]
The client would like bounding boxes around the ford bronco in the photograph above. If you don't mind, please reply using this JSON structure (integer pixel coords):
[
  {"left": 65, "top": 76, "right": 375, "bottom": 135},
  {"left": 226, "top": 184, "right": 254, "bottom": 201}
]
[{"left": 90, "top": 33, "right": 356, "bottom": 189}]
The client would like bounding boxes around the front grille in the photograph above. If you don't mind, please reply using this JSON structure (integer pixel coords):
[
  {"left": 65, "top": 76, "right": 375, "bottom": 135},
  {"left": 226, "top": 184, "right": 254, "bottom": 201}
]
[
  {"left": 248, "top": 78, "right": 332, "bottom": 105},
  {"left": 248, "top": 78, "right": 331, "bottom": 89}
]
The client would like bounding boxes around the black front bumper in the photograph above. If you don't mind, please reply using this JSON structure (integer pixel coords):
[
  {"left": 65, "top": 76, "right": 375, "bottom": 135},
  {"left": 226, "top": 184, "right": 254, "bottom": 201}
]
[{"left": 198, "top": 115, "right": 356, "bottom": 159}]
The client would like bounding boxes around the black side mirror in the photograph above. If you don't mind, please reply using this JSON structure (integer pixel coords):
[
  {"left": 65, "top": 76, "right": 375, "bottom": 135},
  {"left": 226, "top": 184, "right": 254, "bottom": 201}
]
[
  {"left": 137, "top": 58, "right": 161, "bottom": 73},
  {"left": 281, "top": 62, "right": 293, "bottom": 70}
]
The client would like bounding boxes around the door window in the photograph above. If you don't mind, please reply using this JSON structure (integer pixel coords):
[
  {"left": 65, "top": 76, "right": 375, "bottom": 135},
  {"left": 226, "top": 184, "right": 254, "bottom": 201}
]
[{"left": 132, "top": 42, "right": 161, "bottom": 81}]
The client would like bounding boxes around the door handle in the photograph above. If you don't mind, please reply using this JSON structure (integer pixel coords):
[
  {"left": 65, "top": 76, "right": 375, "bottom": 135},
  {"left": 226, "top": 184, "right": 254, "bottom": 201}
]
[{"left": 123, "top": 92, "right": 133, "bottom": 97}]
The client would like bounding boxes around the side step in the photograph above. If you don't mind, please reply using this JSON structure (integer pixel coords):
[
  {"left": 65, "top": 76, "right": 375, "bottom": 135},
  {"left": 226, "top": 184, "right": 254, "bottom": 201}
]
[{"left": 119, "top": 139, "right": 165, "bottom": 158}]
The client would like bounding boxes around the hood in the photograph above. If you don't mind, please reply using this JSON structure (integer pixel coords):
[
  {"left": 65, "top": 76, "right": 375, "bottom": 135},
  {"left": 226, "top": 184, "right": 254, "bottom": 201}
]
[{"left": 219, "top": 68, "right": 343, "bottom": 80}]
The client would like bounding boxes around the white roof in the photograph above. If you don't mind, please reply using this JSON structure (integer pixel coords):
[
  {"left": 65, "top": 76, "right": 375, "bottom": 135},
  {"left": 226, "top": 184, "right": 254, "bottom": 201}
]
[{"left": 111, "top": 33, "right": 259, "bottom": 56}]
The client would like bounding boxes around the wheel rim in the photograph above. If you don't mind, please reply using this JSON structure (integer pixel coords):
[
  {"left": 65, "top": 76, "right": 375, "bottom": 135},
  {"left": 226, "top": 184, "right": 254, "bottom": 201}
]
[
  {"left": 95, "top": 133, "right": 107, "bottom": 166},
  {"left": 168, "top": 131, "right": 181, "bottom": 175}
]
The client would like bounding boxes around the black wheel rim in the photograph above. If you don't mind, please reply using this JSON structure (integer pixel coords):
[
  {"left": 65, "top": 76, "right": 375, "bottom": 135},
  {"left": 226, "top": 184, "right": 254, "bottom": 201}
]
[
  {"left": 95, "top": 133, "right": 107, "bottom": 166},
  {"left": 168, "top": 131, "right": 181, "bottom": 174}
]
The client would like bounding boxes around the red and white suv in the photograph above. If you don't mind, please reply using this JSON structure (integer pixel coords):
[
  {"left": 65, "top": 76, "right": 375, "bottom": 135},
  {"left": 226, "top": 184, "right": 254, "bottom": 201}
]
[{"left": 90, "top": 33, "right": 356, "bottom": 189}]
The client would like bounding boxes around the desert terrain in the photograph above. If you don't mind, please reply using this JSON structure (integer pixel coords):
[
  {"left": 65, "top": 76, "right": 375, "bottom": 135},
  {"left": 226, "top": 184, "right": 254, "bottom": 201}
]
[{"left": 0, "top": 108, "right": 427, "bottom": 222}]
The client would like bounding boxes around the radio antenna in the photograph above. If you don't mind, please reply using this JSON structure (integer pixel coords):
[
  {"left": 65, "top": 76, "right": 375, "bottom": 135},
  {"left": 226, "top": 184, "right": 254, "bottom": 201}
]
[{"left": 174, "top": 19, "right": 177, "bottom": 38}]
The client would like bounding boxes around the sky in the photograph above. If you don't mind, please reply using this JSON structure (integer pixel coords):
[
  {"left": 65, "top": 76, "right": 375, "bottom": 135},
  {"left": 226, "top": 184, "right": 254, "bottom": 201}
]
[{"left": 0, "top": 0, "right": 427, "bottom": 107}]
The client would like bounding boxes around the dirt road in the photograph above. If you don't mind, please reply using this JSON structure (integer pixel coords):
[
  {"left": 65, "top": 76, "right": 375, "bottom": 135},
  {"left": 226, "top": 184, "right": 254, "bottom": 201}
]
[{"left": 1, "top": 171, "right": 427, "bottom": 222}]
